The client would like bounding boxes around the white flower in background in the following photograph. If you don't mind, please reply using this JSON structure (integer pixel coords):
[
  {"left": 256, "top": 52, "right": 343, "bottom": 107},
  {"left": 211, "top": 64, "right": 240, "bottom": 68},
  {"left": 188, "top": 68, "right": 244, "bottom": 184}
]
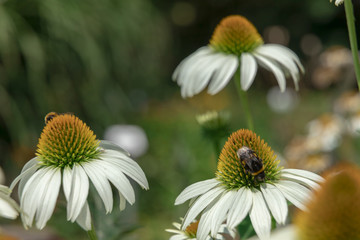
[
  {"left": 10, "top": 112, "right": 149, "bottom": 230},
  {"left": 266, "top": 87, "right": 299, "bottom": 113},
  {"left": 0, "top": 185, "right": 20, "bottom": 219},
  {"left": 306, "top": 114, "right": 344, "bottom": 152},
  {"left": 166, "top": 218, "right": 236, "bottom": 240},
  {"left": 104, "top": 124, "right": 149, "bottom": 158},
  {"left": 175, "top": 129, "right": 323, "bottom": 240},
  {"left": 172, "top": 15, "right": 304, "bottom": 98},
  {"left": 330, "top": 0, "right": 344, "bottom": 6}
]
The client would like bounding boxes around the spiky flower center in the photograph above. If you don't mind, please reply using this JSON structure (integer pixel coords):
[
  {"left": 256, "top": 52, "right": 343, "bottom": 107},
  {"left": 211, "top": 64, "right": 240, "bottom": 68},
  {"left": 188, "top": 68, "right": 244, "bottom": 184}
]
[
  {"left": 216, "top": 129, "right": 281, "bottom": 189},
  {"left": 295, "top": 164, "right": 360, "bottom": 240},
  {"left": 36, "top": 113, "right": 100, "bottom": 168},
  {"left": 185, "top": 221, "right": 199, "bottom": 238},
  {"left": 210, "top": 15, "right": 264, "bottom": 56}
]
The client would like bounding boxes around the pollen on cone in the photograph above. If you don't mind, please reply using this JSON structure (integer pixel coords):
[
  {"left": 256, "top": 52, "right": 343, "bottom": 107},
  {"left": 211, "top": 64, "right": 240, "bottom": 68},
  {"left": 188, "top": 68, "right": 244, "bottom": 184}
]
[
  {"left": 295, "top": 163, "right": 360, "bottom": 240},
  {"left": 210, "top": 15, "right": 264, "bottom": 56},
  {"left": 216, "top": 129, "right": 281, "bottom": 189},
  {"left": 36, "top": 113, "right": 100, "bottom": 167}
]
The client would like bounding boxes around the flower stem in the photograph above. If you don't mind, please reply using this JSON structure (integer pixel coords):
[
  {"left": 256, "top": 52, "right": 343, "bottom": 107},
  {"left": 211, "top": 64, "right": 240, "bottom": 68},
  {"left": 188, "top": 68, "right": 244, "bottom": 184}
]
[
  {"left": 344, "top": 0, "right": 360, "bottom": 91},
  {"left": 87, "top": 223, "right": 98, "bottom": 240},
  {"left": 235, "top": 70, "right": 254, "bottom": 131}
]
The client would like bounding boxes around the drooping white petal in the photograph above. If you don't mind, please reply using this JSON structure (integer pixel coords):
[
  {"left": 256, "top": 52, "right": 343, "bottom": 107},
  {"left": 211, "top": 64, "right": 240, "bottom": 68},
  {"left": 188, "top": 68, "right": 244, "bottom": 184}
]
[
  {"left": 172, "top": 47, "right": 213, "bottom": 83},
  {"left": 249, "top": 189, "right": 271, "bottom": 240},
  {"left": 99, "top": 140, "right": 130, "bottom": 156},
  {"left": 21, "top": 168, "right": 51, "bottom": 228},
  {"left": 281, "top": 173, "right": 320, "bottom": 190},
  {"left": 255, "top": 45, "right": 300, "bottom": 90},
  {"left": 82, "top": 161, "right": 113, "bottom": 213},
  {"left": 181, "top": 186, "right": 225, "bottom": 231},
  {"left": 281, "top": 169, "right": 324, "bottom": 183},
  {"left": 175, "top": 178, "right": 219, "bottom": 205},
  {"left": 0, "top": 196, "right": 18, "bottom": 219},
  {"left": 101, "top": 152, "right": 149, "bottom": 189},
  {"left": 170, "top": 235, "right": 188, "bottom": 240},
  {"left": 67, "top": 164, "right": 89, "bottom": 222},
  {"left": 262, "top": 44, "right": 305, "bottom": 74},
  {"left": 254, "top": 54, "right": 286, "bottom": 92},
  {"left": 260, "top": 184, "right": 288, "bottom": 225},
  {"left": 62, "top": 166, "right": 72, "bottom": 200},
  {"left": 119, "top": 192, "right": 126, "bottom": 211},
  {"left": 275, "top": 180, "right": 312, "bottom": 211},
  {"left": 207, "top": 54, "right": 238, "bottom": 95},
  {"left": 35, "top": 168, "right": 61, "bottom": 229},
  {"left": 10, "top": 157, "right": 40, "bottom": 195},
  {"left": 197, "top": 202, "right": 216, "bottom": 240},
  {"left": 99, "top": 161, "right": 135, "bottom": 204},
  {"left": 210, "top": 191, "right": 237, "bottom": 237},
  {"left": 75, "top": 201, "right": 91, "bottom": 231},
  {"left": 227, "top": 187, "right": 253, "bottom": 229},
  {"left": 241, "top": 53, "right": 258, "bottom": 91}
]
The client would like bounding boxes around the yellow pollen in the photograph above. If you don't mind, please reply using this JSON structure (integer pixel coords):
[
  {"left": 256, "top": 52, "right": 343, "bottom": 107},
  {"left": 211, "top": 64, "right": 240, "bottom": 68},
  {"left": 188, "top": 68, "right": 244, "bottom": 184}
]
[
  {"left": 36, "top": 113, "right": 100, "bottom": 167},
  {"left": 185, "top": 221, "right": 199, "bottom": 237},
  {"left": 210, "top": 15, "right": 264, "bottom": 55}
]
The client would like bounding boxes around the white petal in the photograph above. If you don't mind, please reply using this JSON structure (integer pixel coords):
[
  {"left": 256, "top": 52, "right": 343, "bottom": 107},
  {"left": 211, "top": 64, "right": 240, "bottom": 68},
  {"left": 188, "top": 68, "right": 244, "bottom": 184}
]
[
  {"left": 181, "top": 186, "right": 225, "bottom": 231},
  {"left": 255, "top": 45, "right": 301, "bottom": 89},
  {"left": 172, "top": 47, "right": 213, "bottom": 83},
  {"left": 241, "top": 53, "right": 258, "bottom": 91},
  {"left": 260, "top": 184, "right": 288, "bottom": 225},
  {"left": 170, "top": 235, "right": 188, "bottom": 240},
  {"left": 197, "top": 203, "right": 215, "bottom": 240},
  {"left": 99, "top": 140, "right": 130, "bottom": 156},
  {"left": 281, "top": 169, "right": 324, "bottom": 183},
  {"left": 10, "top": 157, "right": 39, "bottom": 194},
  {"left": 21, "top": 168, "right": 52, "bottom": 228},
  {"left": 227, "top": 187, "right": 253, "bottom": 229},
  {"left": 62, "top": 166, "right": 72, "bottom": 200},
  {"left": 275, "top": 180, "right": 311, "bottom": 211},
  {"left": 281, "top": 173, "right": 320, "bottom": 190},
  {"left": 175, "top": 178, "right": 219, "bottom": 205},
  {"left": 207, "top": 55, "right": 238, "bottom": 94},
  {"left": 35, "top": 168, "right": 61, "bottom": 229},
  {"left": 119, "top": 192, "right": 126, "bottom": 211},
  {"left": 101, "top": 153, "right": 149, "bottom": 189},
  {"left": 254, "top": 54, "right": 286, "bottom": 92},
  {"left": 210, "top": 191, "right": 237, "bottom": 237},
  {"left": 249, "top": 189, "right": 271, "bottom": 240},
  {"left": 99, "top": 161, "right": 135, "bottom": 204},
  {"left": 82, "top": 162, "right": 113, "bottom": 213},
  {"left": 67, "top": 164, "right": 89, "bottom": 222},
  {"left": 0, "top": 196, "right": 18, "bottom": 219},
  {"left": 75, "top": 201, "right": 92, "bottom": 231}
]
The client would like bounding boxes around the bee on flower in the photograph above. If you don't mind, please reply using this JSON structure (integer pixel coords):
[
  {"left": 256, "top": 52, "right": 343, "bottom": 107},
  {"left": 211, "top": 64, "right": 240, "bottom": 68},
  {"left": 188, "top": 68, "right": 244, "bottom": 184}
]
[{"left": 174, "top": 129, "right": 323, "bottom": 240}]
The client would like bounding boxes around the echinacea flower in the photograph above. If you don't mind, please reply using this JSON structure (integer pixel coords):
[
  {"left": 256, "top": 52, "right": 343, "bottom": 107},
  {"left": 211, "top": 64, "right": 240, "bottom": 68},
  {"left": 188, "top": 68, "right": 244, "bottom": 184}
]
[
  {"left": 295, "top": 163, "right": 360, "bottom": 240},
  {"left": 0, "top": 185, "right": 20, "bottom": 219},
  {"left": 166, "top": 218, "right": 236, "bottom": 240},
  {"left": 172, "top": 15, "right": 304, "bottom": 98},
  {"left": 10, "top": 112, "right": 149, "bottom": 230},
  {"left": 175, "top": 129, "right": 323, "bottom": 240}
]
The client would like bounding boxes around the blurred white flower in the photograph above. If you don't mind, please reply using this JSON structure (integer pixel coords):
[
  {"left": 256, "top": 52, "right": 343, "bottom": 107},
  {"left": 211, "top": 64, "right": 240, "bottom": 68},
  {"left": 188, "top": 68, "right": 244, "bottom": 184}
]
[
  {"left": 173, "top": 15, "right": 304, "bottom": 98},
  {"left": 266, "top": 87, "right": 299, "bottom": 113},
  {"left": 330, "top": 0, "right": 344, "bottom": 6},
  {"left": 104, "top": 124, "right": 149, "bottom": 158},
  {"left": 248, "top": 225, "right": 296, "bottom": 240},
  {"left": 11, "top": 113, "right": 149, "bottom": 230},
  {"left": 0, "top": 185, "right": 19, "bottom": 219}
]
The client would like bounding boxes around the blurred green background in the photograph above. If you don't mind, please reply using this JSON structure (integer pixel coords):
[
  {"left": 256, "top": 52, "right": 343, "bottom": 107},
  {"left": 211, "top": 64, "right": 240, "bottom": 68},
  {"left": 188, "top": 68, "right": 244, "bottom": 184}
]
[{"left": 0, "top": 0, "right": 359, "bottom": 239}]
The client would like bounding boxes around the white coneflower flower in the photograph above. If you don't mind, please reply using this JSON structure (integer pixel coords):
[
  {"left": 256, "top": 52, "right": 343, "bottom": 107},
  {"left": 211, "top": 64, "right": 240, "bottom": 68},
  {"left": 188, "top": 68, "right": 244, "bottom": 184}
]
[
  {"left": 330, "top": 0, "right": 344, "bottom": 6},
  {"left": 0, "top": 185, "right": 20, "bottom": 219},
  {"left": 166, "top": 218, "right": 236, "bottom": 240},
  {"left": 10, "top": 112, "right": 149, "bottom": 230},
  {"left": 175, "top": 129, "right": 323, "bottom": 240},
  {"left": 173, "top": 15, "right": 304, "bottom": 98}
]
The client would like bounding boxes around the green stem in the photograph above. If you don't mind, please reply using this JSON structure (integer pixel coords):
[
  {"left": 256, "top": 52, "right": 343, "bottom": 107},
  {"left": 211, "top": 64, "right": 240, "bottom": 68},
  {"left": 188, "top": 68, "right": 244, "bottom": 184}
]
[
  {"left": 235, "top": 71, "right": 254, "bottom": 131},
  {"left": 87, "top": 223, "right": 98, "bottom": 240},
  {"left": 344, "top": 0, "right": 360, "bottom": 91}
]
